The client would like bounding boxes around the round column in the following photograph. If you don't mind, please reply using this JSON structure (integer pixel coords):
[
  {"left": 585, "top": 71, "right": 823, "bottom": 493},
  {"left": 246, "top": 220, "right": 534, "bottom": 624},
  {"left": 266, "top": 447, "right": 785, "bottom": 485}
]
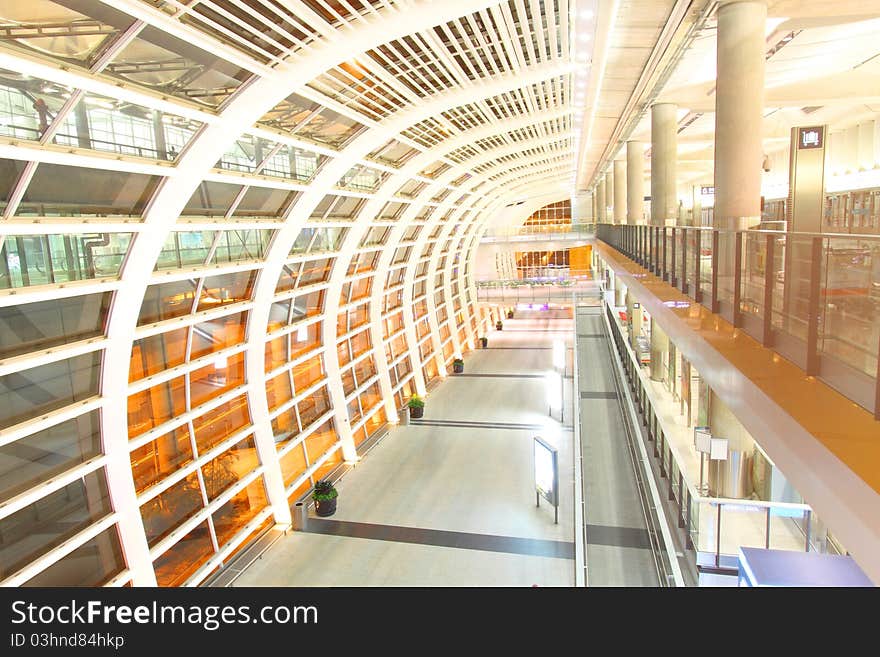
[
  {"left": 713, "top": 0, "right": 767, "bottom": 230},
  {"left": 604, "top": 169, "right": 614, "bottom": 224},
  {"left": 651, "top": 102, "right": 678, "bottom": 226},
  {"left": 596, "top": 178, "right": 607, "bottom": 223},
  {"left": 626, "top": 141, "right": 644, "bottom": 224},
  {"left": 613, "top": 159, "right": 627, "bottom": 224},
  {"left": 714, "top": 0, "right": 767, "bottom": 308}
]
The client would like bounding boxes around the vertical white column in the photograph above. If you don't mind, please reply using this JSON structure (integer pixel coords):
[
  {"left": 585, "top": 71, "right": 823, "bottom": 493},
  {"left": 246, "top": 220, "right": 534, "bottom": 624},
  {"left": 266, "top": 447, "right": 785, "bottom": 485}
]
[
  {"left": 626, "top": 140, "right": 644, "bottom": 225},
  {"left": 858, "top": 121, "right": 875, "bottom": 171},
  {"left": 844, "top": 126, "right": 859, "bottom": 174},
  {"left": 604, "top": 169, "right": 614, "bottom": 223},
  {"left": 692, "top": 185, "right": 703, "bottom": 227},
  {"left": 651, "top": 102, "right": 679, "bottom": 226},
  {"left": 828, "top": 131, "right": 843, "bottom": 176},
  {"left": 713, "top": 0, "right": 767, "bottom": 304},
  {"left": 613, "top": 159, "right": 627, "bottom": 224},
  {"left": 596, "top": 178, "right": 607, "bottom": 223}
]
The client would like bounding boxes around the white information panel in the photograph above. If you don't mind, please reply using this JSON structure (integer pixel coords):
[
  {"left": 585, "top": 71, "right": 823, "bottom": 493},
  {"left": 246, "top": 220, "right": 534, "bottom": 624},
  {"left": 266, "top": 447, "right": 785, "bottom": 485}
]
[
  {"left": 694, "top": 427, "right": 711, "bottom": 454},
  {"left": 710, "top": 437, "right": 729, "bottom": 461},
  {"left": 534, "top": 436, "right": 559, "bottom": 508}
]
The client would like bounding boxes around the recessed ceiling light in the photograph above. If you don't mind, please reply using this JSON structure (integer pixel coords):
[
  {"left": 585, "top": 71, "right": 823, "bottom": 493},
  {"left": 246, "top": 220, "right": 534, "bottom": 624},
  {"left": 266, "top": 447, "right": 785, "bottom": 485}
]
[
  {"left": 579, "top": 33, "right": 591, "bottom": 42},
  {"left": 580, "top": 9, "right": 594, "bottom": 20}
]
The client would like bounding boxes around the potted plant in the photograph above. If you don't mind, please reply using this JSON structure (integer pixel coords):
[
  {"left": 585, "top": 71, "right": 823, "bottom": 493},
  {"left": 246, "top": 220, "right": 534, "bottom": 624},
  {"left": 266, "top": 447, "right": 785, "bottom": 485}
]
[
  {"left": 496, "top": 319, "right": 503, "bottom": 330},
  {"left": 506, "top": 310, "right": 514, "bottom": 319},
  {"left": 408, "top": 394, "right": 425, "bottom": 419},
  {"left": 452, "top": 357, "right": 464, "bottom": 374},
  {"left": 312, "top": 479, "right": 338, "bottom": 517},
  {"left": 479, "top": 336, "right": 488, "bottom": 348}
]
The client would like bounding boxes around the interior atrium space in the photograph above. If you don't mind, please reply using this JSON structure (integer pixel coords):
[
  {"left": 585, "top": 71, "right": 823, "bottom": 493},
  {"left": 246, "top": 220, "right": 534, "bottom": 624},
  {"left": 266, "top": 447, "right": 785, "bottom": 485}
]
[{"left": 0, "top": 0, "right": 879, "bottom": 589}]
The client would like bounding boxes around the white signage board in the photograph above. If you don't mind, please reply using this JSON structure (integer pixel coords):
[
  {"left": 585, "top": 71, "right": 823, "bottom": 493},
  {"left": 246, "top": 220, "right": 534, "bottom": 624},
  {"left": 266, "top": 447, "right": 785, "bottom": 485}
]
[
  {"left": 534, "top": 436, "right": 559, "bottom": 507},
  {"left": 694, "top": 427, "right": 711, "bottom": 454},
  {"left": 710, "top": 437, "right": 729, "bottom": 461}
]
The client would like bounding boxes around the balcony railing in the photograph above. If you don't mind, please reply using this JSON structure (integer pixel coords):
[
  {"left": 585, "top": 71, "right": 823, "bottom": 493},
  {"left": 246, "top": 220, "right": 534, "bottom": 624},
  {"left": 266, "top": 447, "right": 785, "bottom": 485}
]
[
  {"left": 480, "top": 223, "right": 596, "bottom": 243},
  {"left": 596, "top": 223, "right": 880, "bottom": 419}
]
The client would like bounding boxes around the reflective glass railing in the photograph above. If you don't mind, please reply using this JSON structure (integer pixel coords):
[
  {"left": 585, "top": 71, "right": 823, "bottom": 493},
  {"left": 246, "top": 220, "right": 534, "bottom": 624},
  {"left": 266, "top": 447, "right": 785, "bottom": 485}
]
[
  {"left": 597, "top": 224, "right": 880, "bottom": 418},
  {"left": 475, "top": 277, "right": 599, "bottom": 305},
  {"left": 601, "top": 293, "right": 841, "bottom": 572},
  {"left": 481, "top": 223, "right": 597, "bottom": 241}
]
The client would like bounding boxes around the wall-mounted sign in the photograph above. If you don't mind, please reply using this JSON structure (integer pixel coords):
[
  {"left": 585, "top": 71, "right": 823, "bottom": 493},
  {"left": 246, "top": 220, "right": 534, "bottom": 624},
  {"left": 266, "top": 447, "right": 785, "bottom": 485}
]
[
  {"left": 534, "top": 436, "right": 559, "bottom": 516},
  {"left": 700, "top": 186, "right": 715, "bottom": 195},
  {"left": 798, "top": 126, "right": 824, "bottom": 150}
]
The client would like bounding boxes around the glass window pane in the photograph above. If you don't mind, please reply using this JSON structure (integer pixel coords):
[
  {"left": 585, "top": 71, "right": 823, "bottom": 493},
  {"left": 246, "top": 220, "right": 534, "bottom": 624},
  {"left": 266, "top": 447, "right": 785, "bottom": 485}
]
[
  {"left": 211, "top": 476, "right": 267, "bottom": 548},
  {"left": 190, "top": 312, "right": 247, "bottom": 360},
  {"left": 18, "top": 164, "right": 160, "bottom": 216},
  {"left": 129, "top": 327, "right": 188, "bottom": 381},
  {"left": 197, "top": 271, "right": 256, "bottom": 311},
  {"left": 298, "top": 385, "right": 330, "bottom": 427},
  {"left": 279, "top": 443, "right": 308, "bottom": 488},
  {"left": 233, "top": 187, "right": 298, "bottom": 217},
  {"left": 111, "top": 25, "right": 250, "bottom": 109},
  {"left": 23, "top": 525, "right": 124, "bottom": 587},
  {"left": 152, "top": 521, "right": 214, "bottom": 587},
  {"left": 139, "top": 279, "right": 198, "bottom": 325},
  {"left": 292, "top": 355, "right": 323, "bottom": 393},
  {"left": 0, "top": 234, "right": 131, "bottom": 289},
  {"left": 0, "top": 468, "right": 113, "bottom": 580},
  {"left": 201, "top": 435, "right": 259, "bottom": 501},
  {"left": 130, "top": 426, "right": 195, "bottom": 494},
  {"left": 192, "top": 394, "right": 251, "bottom": 454},
  {"left": 183, "top": 182, "right": 243, "bottom": 216},
  {"left": 0, "top": 293, "right": 110, "bottom": 359},
  {"left": 0, "top": 353, "right": 101, "bottom": 429},
  {"left": 189, "top": 351, "right": 245, "bottom": 407},
  {"left": 0, "top": 410, "right": 101, "bottom": 503},
  {"left": 303, "top": 420, "right": 337, "bottom": 465},
  {"left": 140, "top": 472, "right": 204, "bottom": 547},
  {"left": 127, "top": 376, "right": 186, "bottom": 439},
  {"left": 265, "top": 371, "right": 293, "bottom": 411}
]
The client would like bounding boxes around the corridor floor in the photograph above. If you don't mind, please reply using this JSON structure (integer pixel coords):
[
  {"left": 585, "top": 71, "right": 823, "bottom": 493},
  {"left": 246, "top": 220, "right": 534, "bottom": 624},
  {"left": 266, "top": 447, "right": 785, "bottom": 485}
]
[{"left": 233, "top": 310, "right": 576, "bottom": 586}]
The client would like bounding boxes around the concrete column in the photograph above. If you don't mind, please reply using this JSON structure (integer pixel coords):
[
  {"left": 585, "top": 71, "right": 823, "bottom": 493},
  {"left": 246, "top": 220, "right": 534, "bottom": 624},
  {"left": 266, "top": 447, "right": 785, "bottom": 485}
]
[
  {"left": 844, "top": 126, "right": 859, "bottom": 174},
  {"left": 626, "top": 141, "right": 644, "bottom": 225},
  {"left": 692, "top": 185, "right": 703, "bottom": 227},
  {"left": 858, "top": 121, "right": 875, "bottom": 171},
  {"left": 650, "top": 103, "right": 678, "bottom": 226},
  {"left": 604, "top": 169, "right": 614, "bottom": 223},
  {"left": 596, "top": 178, "right": 607, "bottom": 223},
  {"left": 713, "top": 0, "right": 766, "bottom": 231},
  {"left": 74, "top": 100, "right": 91, "bottom": 149},
  {"left": 713, "top": 0, "right": 767, "bottom": 308},
  {"left": 152, "top": 110, "right": 168, "bottom": 160},
  {"left": 650, "top": 318, "right": 668, "bottom": 382},
  {"left": 828, "top": 131, "right": 843, "bottom": 176},
  {"left": 613, "top": 159, "right": 627, "bottom": 224}
]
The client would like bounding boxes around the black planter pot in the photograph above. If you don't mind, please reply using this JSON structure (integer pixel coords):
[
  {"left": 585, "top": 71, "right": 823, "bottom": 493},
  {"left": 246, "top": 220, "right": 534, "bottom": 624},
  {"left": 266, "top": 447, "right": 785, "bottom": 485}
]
[
  {"left": 496, "top": 321, "right": 503, "bottom": 330},
  {"left": 453, "top": 362, "right": 464, "bottom": 373},
  {"left": 314, "top": 496, "right": 337, "bottom": 517},
  {"left": 507, "top": 311, "right": 514, "bottom": 319},
  {"left": 409, "top": 405, "right": 424, "bottom": 419},
  {"left": 479, "top": 337, "right": 488, "bottom": 348}
]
